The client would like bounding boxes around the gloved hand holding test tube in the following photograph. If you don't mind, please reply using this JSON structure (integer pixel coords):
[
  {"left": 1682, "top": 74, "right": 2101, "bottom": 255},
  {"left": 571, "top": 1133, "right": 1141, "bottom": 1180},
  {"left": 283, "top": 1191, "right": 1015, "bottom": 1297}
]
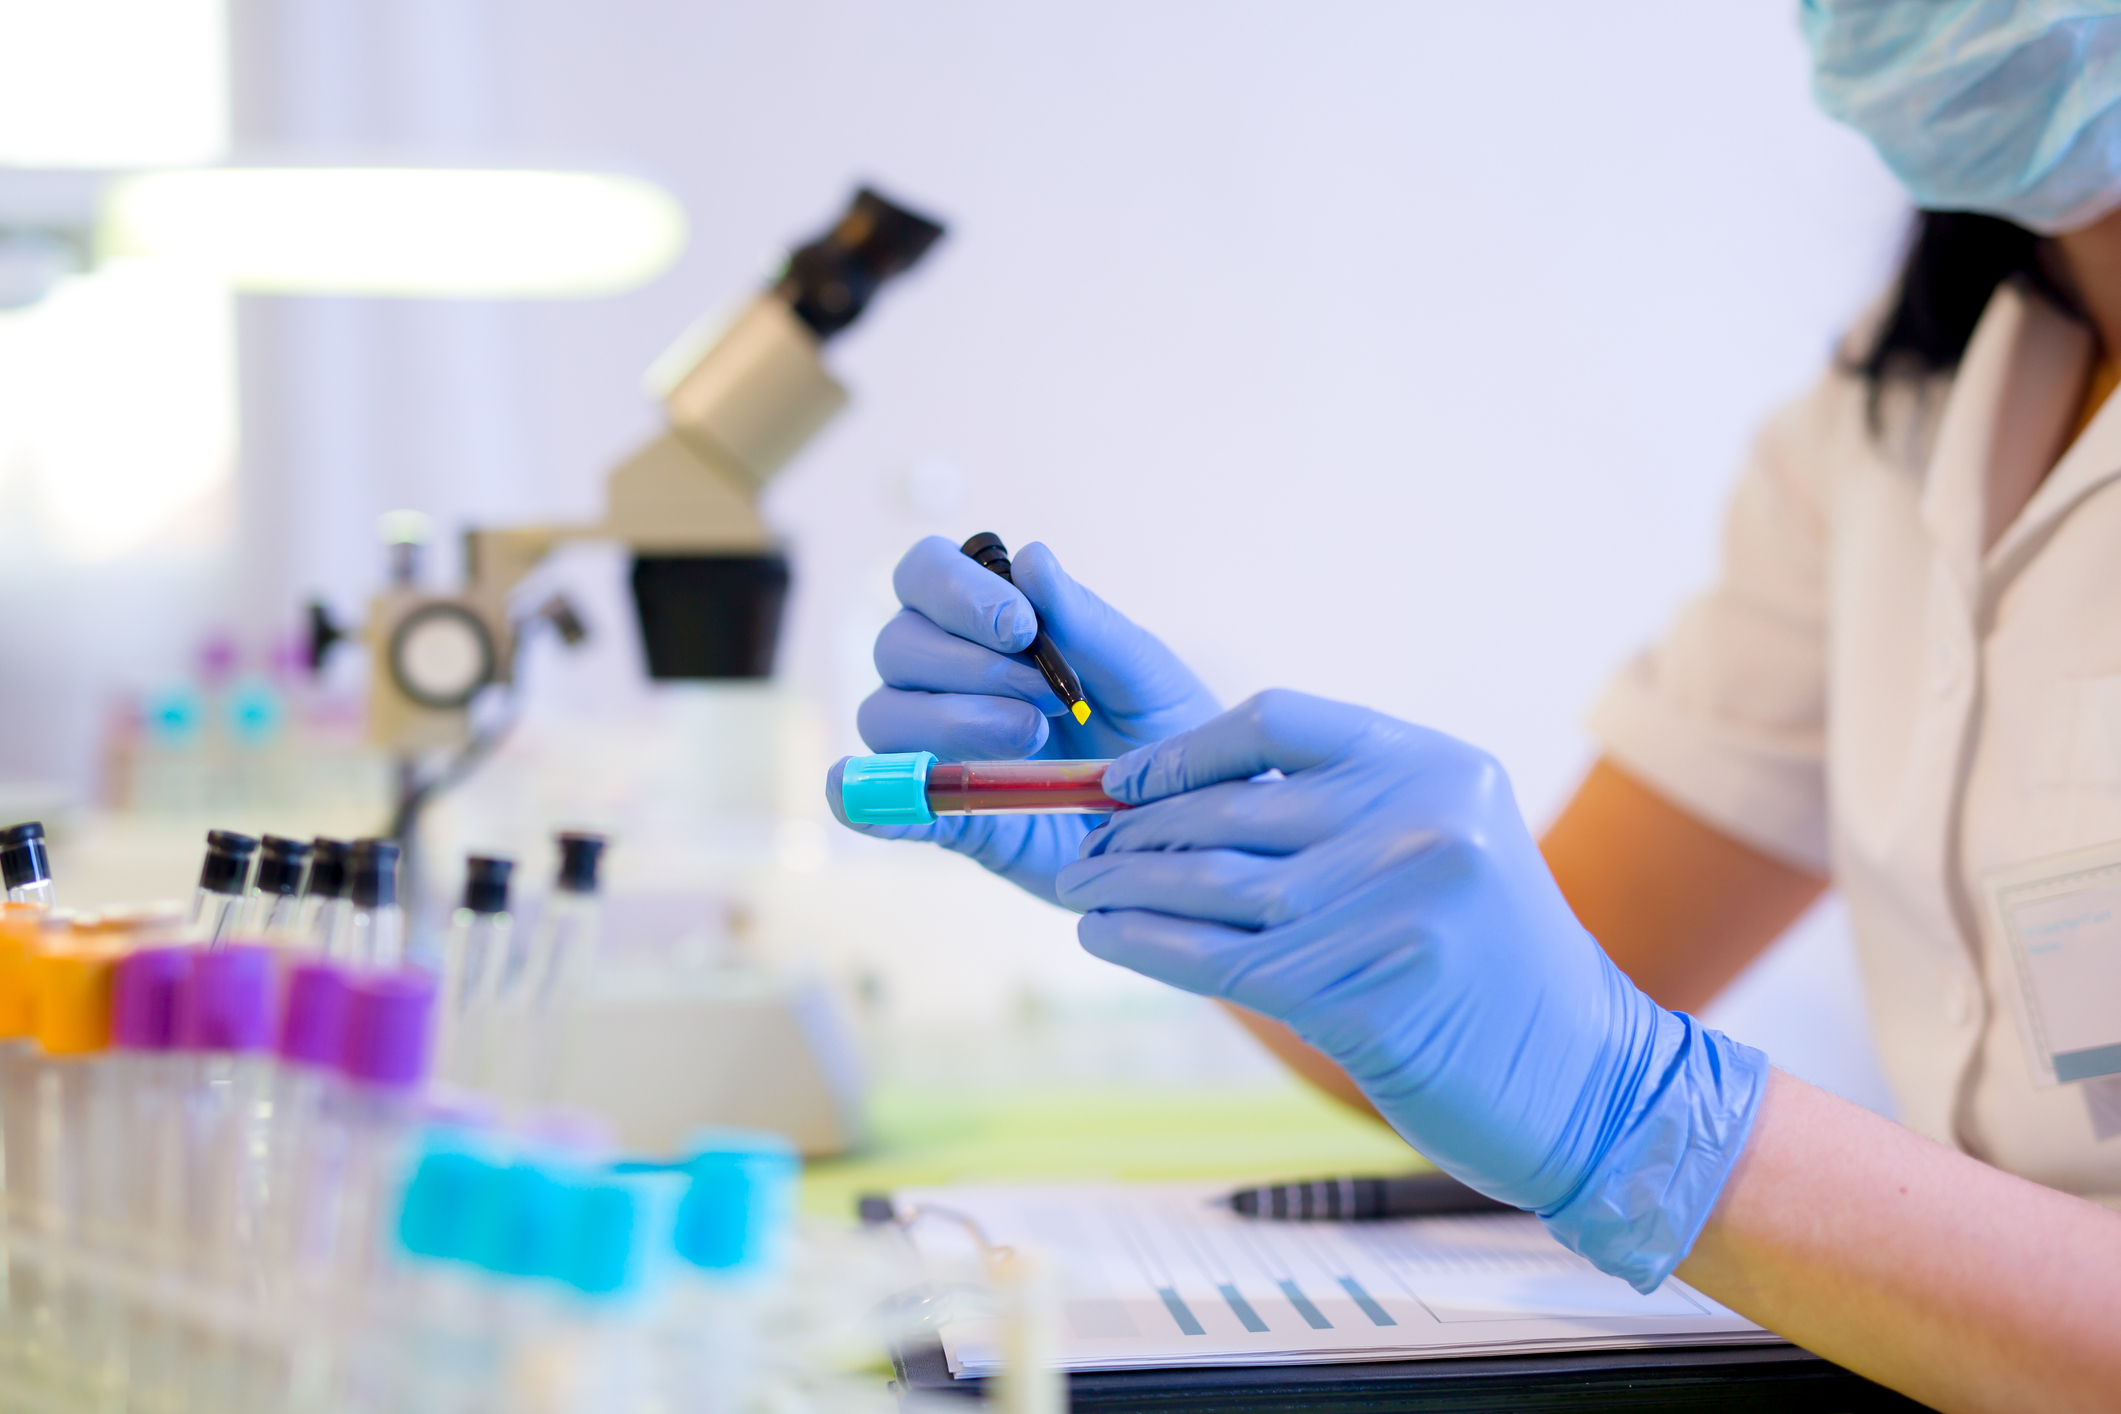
[{"left": 834, "top": 541, "right": 1768, "bottom": 1300}]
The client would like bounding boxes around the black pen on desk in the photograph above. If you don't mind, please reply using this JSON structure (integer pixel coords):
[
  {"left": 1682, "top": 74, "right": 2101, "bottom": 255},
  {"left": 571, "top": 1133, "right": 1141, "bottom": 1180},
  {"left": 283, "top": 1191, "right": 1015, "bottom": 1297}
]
[
  {"left": 961, "top": 533, "right": 1092, "bottom": 726},
  {"left": 1224, "top": 1170, "right": 1515, "bottom": 1221}
]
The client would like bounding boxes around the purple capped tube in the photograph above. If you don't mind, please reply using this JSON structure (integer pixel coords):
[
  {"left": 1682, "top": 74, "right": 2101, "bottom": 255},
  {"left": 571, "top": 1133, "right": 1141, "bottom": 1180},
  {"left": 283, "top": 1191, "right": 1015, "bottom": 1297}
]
[{"left": 178, "top": 943, "right": 279, "bottom": 1286}]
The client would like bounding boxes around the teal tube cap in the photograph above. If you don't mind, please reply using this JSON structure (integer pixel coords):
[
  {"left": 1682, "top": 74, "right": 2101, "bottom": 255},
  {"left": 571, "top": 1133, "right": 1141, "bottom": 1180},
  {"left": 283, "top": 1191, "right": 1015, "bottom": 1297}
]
[{"left": 841, "top": 751, "right": 937, "bottom": 825}]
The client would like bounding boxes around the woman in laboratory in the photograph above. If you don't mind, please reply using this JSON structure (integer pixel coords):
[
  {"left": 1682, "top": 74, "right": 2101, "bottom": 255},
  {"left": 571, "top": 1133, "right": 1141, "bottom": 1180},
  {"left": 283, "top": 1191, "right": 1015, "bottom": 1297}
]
[{"left": 833, "top": 5, "right": 2121, "bottom": 1410}]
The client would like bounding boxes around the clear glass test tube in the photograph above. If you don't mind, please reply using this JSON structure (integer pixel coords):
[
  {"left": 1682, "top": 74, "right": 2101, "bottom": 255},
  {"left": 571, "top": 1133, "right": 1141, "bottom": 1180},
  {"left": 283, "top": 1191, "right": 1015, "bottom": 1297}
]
[
  {"left": 110, "top": 946, "right": 193, "bottom": 1256},
  {"left": 346, "top": 839, "right": 405, "bottom": 969},
  {"left": 109, "top": 945, "right": 193, "bottom": 1411},
  {"left": 189, "top": 947, "right": 280, "bottom": 1210},
  {"left": 25, "top": 944, "right": 125, "bottom": 1397},
  {"left": 445, "top": 857, "right": 514, "bottom": 1009},
  {"left": 327, "top": 971, "right": 439, "bottom": 1292},
  {"left": 0, "top": 898, "right": 55, "bottom": 1392},
  {"left": 179, "top": 945, "right": 290, "bottom": 1407},
  {"left": 304, "top": 838, "right": 355, "bottom": 956},
  {"left": 521, "top": 833, "right": 605, "bottom": 1107},
  {"left": 269, "top": 960, "right": 353, "bottom": 1267},
  {"left": 439, "top": 857, "right": 512, "bottom": 1087},
  {"left": 529, "top": 834, "right": 604, "bottom": 1003},
  {"left": 190, "top": 830, "right": 259, "bottom": 946},
  {"left": 245, "top": 835, "right": 314, "bottom": 941}
]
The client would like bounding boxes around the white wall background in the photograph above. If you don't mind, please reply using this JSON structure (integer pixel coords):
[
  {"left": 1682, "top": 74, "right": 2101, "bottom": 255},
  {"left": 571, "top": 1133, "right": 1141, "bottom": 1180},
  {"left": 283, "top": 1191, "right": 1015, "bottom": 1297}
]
[
  {"left": 229, "top": 2, "right": 1916, "bottom": 791},
  {"left": 23, "top": 1, "right": 1914, "bottom": 1109},
  {"left": 484, "top": 1, "right": 1910, "bottom": 813}
]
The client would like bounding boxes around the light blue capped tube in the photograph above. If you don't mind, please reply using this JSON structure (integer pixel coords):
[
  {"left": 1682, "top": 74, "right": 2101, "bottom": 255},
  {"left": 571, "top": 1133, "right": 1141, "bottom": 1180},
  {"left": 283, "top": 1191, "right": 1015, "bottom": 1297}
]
[
  {"left": 839, "top": 751, "right": 939, "bottom": 825},
  {"left": 565, "top": 1170, "right": 687, "bottom": 1299},
  {"left": 665, "top": 1129, "right": 798, "bottom": 1276},
  {"left": 399, "top": 1125, "right": 801, "bottom": 1287},
  {"left": 838, "top": 752, "right": 1119, "bottom": 824}
]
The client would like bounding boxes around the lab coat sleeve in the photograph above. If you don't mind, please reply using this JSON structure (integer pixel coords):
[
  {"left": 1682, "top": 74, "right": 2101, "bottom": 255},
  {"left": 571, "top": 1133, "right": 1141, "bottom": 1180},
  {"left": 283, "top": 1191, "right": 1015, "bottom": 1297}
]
[{"left": 1586, "top": 378, "right": 1839, "bottom": 876}]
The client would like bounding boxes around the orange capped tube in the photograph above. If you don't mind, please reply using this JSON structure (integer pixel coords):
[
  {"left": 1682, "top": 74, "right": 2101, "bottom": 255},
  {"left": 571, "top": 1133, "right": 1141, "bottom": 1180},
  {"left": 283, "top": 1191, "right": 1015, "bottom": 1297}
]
[
  {"left": 30, "top": 948, "right": 116, "bottom": 1056},
  {"left": 0, "top": 906, "right": 42, "bottom": 1038}
]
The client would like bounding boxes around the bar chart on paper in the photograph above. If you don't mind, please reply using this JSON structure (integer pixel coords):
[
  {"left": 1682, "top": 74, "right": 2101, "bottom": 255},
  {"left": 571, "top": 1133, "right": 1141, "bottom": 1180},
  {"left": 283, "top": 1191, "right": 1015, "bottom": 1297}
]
[{"left": 897, "top": 1182, "right": 1774, "bottom": 1376}]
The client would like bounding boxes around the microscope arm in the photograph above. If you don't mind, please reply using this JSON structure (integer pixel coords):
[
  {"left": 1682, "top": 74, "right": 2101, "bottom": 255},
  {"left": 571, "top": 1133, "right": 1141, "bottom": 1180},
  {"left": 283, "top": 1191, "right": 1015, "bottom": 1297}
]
[
  {"left": 464, "top": 292, "right": 842, "bottom": 620},
  {"left": 372, "top": 188, "right": 941, "bottom": 744}
]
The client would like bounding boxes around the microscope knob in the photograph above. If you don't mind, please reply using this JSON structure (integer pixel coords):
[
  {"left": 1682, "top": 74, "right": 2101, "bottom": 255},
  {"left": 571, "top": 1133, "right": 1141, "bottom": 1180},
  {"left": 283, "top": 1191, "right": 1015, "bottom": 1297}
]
[
  {"left": 387, "top": 601, "right": 496, "bottom": 710},
  {"left": 305, "top": 599, "right": 346, "bottom": 674}
]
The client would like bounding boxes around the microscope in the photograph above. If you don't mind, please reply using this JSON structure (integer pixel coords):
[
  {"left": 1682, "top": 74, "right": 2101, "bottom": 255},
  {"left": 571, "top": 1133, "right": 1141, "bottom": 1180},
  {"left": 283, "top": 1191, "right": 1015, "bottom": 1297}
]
[
  {"left": 325, "top": 186, "right": 945, "bottom": 759},
  {"left": 312, "top": 188, "right": 944, "bottom": 1156}
]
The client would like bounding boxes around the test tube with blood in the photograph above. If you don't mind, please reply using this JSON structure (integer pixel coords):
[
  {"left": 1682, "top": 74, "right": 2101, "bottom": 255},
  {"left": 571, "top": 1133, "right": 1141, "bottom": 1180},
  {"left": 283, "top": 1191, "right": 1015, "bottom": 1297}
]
[{"left": 838, "top": 753, "right": 1121, "bottom": 824}]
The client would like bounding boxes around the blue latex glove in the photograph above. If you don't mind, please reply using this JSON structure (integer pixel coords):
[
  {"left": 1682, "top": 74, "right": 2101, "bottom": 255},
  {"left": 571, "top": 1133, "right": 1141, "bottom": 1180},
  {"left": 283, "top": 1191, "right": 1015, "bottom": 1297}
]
[
  {"left": 828, "top": 536, "right": 1220, "bottom": 904},
  {"left": 1054, "top": 691, "right": 1769, "bottom": 1292}
]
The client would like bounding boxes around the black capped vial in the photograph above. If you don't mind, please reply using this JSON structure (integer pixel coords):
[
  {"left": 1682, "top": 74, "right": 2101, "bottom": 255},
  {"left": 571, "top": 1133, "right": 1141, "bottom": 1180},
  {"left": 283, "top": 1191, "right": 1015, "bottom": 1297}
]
[
  {"left": 246, "top": 835, "right": 313, "bottom": 940},
  {"left": 518, "top": 831, "right": 609, "bottom": 1104},
  {"left": 192, "top": 829, "right": 259, "bottom": 945},
  {"left": 304, "top": 837, "right": 354, "bottom": 955},
  {"left": 307, "top": 838, "right": 351, "bottom": 900},
  {"left": 554, "top": 832, "right": 606, "bottom": 895},
  {"left": 1, "top": 822, "right": 53, "bottom": 911},
  {"left": 462, "top": 855, "right": 514, "bottom": 915},
  {"left": 498, "top": 832, "right": 606, "bottom": 1009},
  {"left": 445, "top": 855, "right": 515, "bottom": 1020},
  {"left": 347, "top": 838, "right": 405, "bottom": 969}
]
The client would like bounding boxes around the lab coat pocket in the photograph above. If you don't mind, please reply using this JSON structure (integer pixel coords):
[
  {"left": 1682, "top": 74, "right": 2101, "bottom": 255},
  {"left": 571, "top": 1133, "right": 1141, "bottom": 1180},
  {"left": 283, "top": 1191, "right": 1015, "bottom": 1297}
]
[{"left": 2035, "top": 676, "right": 2121, "bottom": 787}]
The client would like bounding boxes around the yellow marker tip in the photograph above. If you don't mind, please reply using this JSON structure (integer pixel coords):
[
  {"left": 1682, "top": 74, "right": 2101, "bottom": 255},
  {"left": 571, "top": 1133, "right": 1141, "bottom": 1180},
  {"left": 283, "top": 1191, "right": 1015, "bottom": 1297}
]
[{"left": 1071, "top": 701, "right": 1092, "bottom": 725}]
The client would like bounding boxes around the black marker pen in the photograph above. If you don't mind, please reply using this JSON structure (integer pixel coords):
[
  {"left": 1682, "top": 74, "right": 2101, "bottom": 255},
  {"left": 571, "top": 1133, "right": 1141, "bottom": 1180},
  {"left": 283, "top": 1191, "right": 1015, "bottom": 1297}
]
[{"left": 961, "top": 533, "right": 1091, "bottom": 725}]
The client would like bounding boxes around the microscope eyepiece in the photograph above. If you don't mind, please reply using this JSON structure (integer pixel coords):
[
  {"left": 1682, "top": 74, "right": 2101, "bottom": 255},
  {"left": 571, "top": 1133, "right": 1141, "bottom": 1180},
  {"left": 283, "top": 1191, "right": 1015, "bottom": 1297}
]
[{"left": 774, "top": 186, "right": 945, "bottom": 340}]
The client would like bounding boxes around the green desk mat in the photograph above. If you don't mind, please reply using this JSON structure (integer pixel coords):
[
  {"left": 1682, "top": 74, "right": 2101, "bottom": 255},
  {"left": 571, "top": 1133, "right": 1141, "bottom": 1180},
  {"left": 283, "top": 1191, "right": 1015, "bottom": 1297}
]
[{"left": 802, "top": 1082, "right": 1429, "bottom": 1218}]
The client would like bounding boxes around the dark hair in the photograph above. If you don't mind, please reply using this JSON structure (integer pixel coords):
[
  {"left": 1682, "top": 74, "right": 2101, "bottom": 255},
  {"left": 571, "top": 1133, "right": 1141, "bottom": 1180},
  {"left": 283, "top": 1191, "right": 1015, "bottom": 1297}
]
[{"left": 1853, "top": 211, "right": 2082, "bottom": 398}]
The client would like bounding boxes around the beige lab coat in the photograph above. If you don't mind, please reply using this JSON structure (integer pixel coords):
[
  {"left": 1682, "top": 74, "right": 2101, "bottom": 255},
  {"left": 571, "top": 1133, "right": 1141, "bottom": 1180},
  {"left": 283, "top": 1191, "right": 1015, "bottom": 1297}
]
[{"left": 1592, "top": 280, "right": 2121, "bottom": 1198}]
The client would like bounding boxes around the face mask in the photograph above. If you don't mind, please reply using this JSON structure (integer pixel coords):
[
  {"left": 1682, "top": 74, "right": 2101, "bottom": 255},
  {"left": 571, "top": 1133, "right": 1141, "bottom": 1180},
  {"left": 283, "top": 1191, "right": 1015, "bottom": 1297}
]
[{"left": 1803, "top": 0, "right": 2121, "bottom": 234}]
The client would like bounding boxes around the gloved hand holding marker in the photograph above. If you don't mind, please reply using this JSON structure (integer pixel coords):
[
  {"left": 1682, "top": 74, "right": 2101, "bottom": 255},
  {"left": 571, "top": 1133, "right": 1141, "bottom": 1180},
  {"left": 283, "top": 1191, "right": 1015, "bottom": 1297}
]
[{"left": 835, "top": 534, "right": 1219, "bottom": 904}]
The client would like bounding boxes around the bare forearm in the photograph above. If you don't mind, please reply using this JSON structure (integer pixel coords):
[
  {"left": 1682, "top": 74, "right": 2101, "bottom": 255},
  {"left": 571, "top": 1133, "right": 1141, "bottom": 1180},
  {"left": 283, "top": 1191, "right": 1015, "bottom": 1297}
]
[
  {"left": 1542, "top": 759, "right": 1826, "bottom": 1011},
  {"left": 1678, "top": 1071, "right": 2121, "bottom": 1413}
]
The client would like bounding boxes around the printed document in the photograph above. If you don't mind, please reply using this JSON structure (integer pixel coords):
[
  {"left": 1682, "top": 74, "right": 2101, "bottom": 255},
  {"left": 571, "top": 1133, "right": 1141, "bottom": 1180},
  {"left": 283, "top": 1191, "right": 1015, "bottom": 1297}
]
[{"left": 897, "top": 1181, "right": 1773, "bottom": 1376}]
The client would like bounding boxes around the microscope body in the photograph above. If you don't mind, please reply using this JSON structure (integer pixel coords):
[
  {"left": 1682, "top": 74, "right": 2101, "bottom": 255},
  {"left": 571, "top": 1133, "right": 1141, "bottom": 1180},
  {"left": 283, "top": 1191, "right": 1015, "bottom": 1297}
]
[
  {"left": 355, "top": 185, "right": 943, "bottom": 753},
  {"left": 362, "top": 293, "right": 846, "bottom": 748},
  {"left": 342, "top": 188, "right": 942, "bottom": 1156}
]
